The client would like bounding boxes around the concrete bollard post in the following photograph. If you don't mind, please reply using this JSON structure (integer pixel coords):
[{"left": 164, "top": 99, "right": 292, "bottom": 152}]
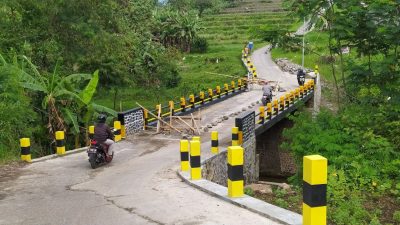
[
  {"left": 231, "top": 81, "right": 236, "bottom": 92},
  {"left": 253, "top": 71, "right": 257, "bottom": 78},
  {"left": 199, "top": 91, "right": 205, "bottom": 104},
  {"left": 224, "top": 83, "right": 229, "bottom": 94},
  {"left": 216, "top": 86, "right": 221, "bottom": 98},
  {"left": 89, "top": 125, "right": 95, "bottom": 140},
  {"left": 180, "top": 140, "right": 189, "bottom": 171},
  {"left": 180, "top": 97, "right": 186, "bottom": 112},
  {"left": 208, "top": 88, "right": 213, "bottom": 100},
  {"left": 280, "top": 96, "right": 285, "bottom": 110},
  {"left": 273, "top": 99, "right": 279, "bottom": 115},
  {"left": 169, "top": 101, "right": 175, "bottom": 116},
  {"left": 238, "top": 79, "right": 242, "bottom": 90},
  {"left": 211, "top": 131, "right": 219, "bottom": 154},
  {"left": 285, "top": 93, "right": 290, "bottom": 107},
  {"left": 20, "top": 138, "right": 32, "bottom": 162},
  {"left": 190, "top": 140, "right": 201, "bottom": 180},
  {"left": 303, "top": 155, "right": 327, "bottom": 225},
  {"left": 300, "top": 86, "right": 305, "bottom": 98},
  {"left": 296, "top": 88, "right": 301, "bottom": 99},
  {"left": 189, "top": 94, "right": 195, "bottom": 109},
  {"left": 55, "top": 131, "right": 66, "bottom": 155},
  {"left": 227, "top": 146, "right": 244, "bottom": 198},
  {"left": 114, "top": 121, "right": 122, "bottom": 142},
  {"left": 259, "top": 106, "right": 265, "bottom": 124},
  {"left": 143, "top": 109, "right": 149, "bottom": 130},
  {"left": 291, "top": 90, "right": 296, "bottom": 102},
  {"left": 232, "top": 127, "right": 239, "bottom": 146},
  {"left": 267, "top": 103, "right": 272, "bottom": 120}
]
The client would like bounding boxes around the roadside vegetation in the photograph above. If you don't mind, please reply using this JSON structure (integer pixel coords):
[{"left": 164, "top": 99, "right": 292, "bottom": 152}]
[{"left": 253, "top": 0, "right": 400, "bottom": 224}]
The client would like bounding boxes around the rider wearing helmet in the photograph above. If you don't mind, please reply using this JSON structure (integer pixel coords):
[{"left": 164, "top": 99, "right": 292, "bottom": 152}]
[{"left": 93, "top": 114, "right": 114, "bottom": 159}]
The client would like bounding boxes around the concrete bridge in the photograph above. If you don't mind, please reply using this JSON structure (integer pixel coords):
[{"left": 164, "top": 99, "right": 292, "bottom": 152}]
[{"left": 0, "top": 44, "right": 317, "bottom": 225}]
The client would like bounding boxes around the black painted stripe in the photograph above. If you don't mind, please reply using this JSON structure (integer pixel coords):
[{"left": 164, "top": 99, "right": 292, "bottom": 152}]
[
  {"left": 114, "top": 130, "right": 121, "bottom": 135},
  {"left": 211, "top": 140, "right": 218, "bottom": 147},
  {"left": 303, "top": 181, "right": 327, "bottom": 207},
  {"left": 56, "top": 140, "right": 64, "bottom": 147},
  {"left": 227, "top": 164, "right": 244, "bottom": 181},
  {"left": 21, "top": 146, "right": 30, "bottom": 155},
  {"left": 190, "top": 156, "right": 201, "bottom": 168},
  {"left": 232, "top": 133, "right": 239, "bottom": 140},
  {"left": 180, "top": 152, "right": 189, "bottom": 161},
  {"left": 118, "top": 113, "right": 125, "bottom": 125}
]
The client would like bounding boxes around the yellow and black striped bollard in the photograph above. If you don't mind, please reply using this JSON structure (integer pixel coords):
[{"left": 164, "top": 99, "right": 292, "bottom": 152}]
[
  {"left": 253, "top": 71, "right": 257, "bottom": 78},
  {"left": 144, "top": 109, "right": 149, "bottom": 130},
  {"left": 89, "top": 125, "right": 95, "bottom": 140},
  {"left": 216, "top": 86, "right": 221, "bottom": 98},
  {"left": 303, "top": 155, "right": 327, "bottom": 225},
  {"left": 190, "top": 140, "right": 201, "bottom": 180},
  {"left": 311, "top": 79, "right": 315, "bottom": 89},
  {"left": 169, "top": 101, "right": 174, "bottom": 116},
  {"left": 180, "top": 140, "right": 189, "bottom": 171},
  {"left": 238, "top": 79, "right": 242, "bottom": 90},
  {"left": 20, "top": 138, "right": 31, "bottom": 162},
  {"left": 211, "top": 131, "right": 218, "bottom": 154},
  {"left": 189, "top": 94, "right": 195, "bottom": 109},
  {"left": 180, "top": 97, "right": 186, "bottom": 112},
  {"left": 55, "top": 131, "right": 66, "bottom": 155},
  {"left": 273, "top": 99, "right": 279, "bottom": 116},
  {"left": 280, "top": 96, "right": 285, "bottom": 111},
  {"left": 199, "top": 91, "right": 205, "bottom": 104},
  {"left": 224, "top": 83, "right": 229, "bottom": 94},
  {"left": 227, "top": 146, "right": 244, "bottom": 198},
  {"left": 232, "top": 127, "right": 239, "bottom": 146},
  {"left": 259, "top": 106, "right": 265, "bottom": 124},
  {"left": 300, "top": 86, "right": 304, "bottom": 98},
  {"left": 267, "top": 103, "right": 272, "bottom": 120},
  {"left": 291, "top": 90, "right": 296, "bottom": 102},
  {"left": 208, "top": 88, "right": 213, "bottom": 100},
  {"left": 192, "top": 136, "right": 200, "bottom": 142},
  {"left": 285, "top": 93, "right": 290, "bottom": 107},
  {"left": 231, "top": 81, "right": 235, "bottom": 92},
  {"left": 114, "top": 121, "right": 122, "bottom": 142},
  {"left": 296, "top": 88, "right": 301, "bottom": 99},
  {"left": 118, "top": 114, "right": 126, "bottom": 139}
]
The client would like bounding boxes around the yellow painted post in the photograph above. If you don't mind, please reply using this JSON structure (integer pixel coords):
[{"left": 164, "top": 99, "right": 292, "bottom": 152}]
[
  {"left": 192, "top": 136, "right": 200, "bottom": 142},
  {"left": 280, "top": 96, "right": 285, "bottom": 110},
  {"left": 190, "top": 140, "right": 201, "bottom": 180},
  {"left": 247, "top": 58, "right": 251, "bottom": 64},
  {"left": 259, "top": 106, "right": 265, "bottom": 124},
  {"left": 216, "top": 86, "right": 221, "bottom": 97},
  {"left": 224, "top": 83, "right": 229, "bottom": 94},
  {"left": 189, "top": 94, "right": 195, "bottom": 109},
  {"left": 20, "top": 138, "right": 32, "bottom": 162},
  {"left": 208, "top": 88, "right": 213, "bottom": 99},
  {"left": 144, "top": 109, "right": 149, "bottom": 129},
  {"left": 180, "top": 140, "right": 189, "bottom": 171},
  {"left": 238, "top": 79, "right": 242, "bottom": 89},
  {"left": 231, "top": 80, "right": 235, "bottom": 91},
  {"left": 199, "top": 91, "right": 205, "bottom": 104},
  {"left": 156, "top": 104, "right": 161, "bottom": 113},
  {"left": 267, "top": 103, "right": 272, "bottom": 120},
  {"left": 273, "top": 99, "right": 279, "bottom": 115},
  {"left": 211, "top": 131, "right": 219, "bottom": 154},
  {"left": 55, "top": 131, "right": 66, "bottom": 155},
  {"left": 300, "top": 86, "right": 305, "bottom": 98},
  {"left": 296, "top": 88, "right": 301, "bottom": 99},
  {"left": 180, "top": 97, "right": 186, "bottom": 112},
  {"left": 253, "top": 70, "right": 257, "bottom": 78},
  {"left": 232, "top": 127, "right": 239, "bottom": 146},
  {"left": 227, "top": 146, "right": 244, "bottom": 198},
  {"left": 169, "top": 101, "right": 175, "bottom": 116},
  {"left": 291, "top": 90, "right": 296, "bottom": 101},
  {"left": 303, "top": 155, "right": 327, "bottom": 225},
  {"left": 114, "top": 121, "right": 122, "bottom": 142},
  {"left": 314, "top": 65, "right": 319, "bottom": 75},
  {"left": 285, "top": 93, "right": 290, "bottom": 107},
  {"left": 310, "top": 79, "right": 315, "bottom": 89},
  {"left": 89, "top": 125, "right": 95, "bottom": 140}
]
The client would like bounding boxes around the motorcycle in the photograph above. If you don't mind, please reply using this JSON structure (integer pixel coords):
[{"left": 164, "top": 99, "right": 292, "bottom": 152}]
[
  {"left": 261, "top": 94, "right": 272, "bottom": 106},
  {"left": 298, "top": 74, "right": 305, "bottom": 86},
  {"left": 87, "top": 140, "right": 113, "bottom": 169}
]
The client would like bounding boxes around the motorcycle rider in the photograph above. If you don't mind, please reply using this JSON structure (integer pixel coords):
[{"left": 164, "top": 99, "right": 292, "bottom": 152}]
[
  {"left": 93, "top": 114, "right": 114, "bottom": 160},
  {"left": 262, "top": 82, "right": 273, "bottom": 105},
  {"left": 297, "top": 68, "right": 306, "bottom": 86}
]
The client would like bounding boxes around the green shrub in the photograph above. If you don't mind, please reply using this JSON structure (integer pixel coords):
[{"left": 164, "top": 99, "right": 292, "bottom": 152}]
[
  {"left": 191, "top": 37, "right": 209, "bottom": 53},
  {"left": 244, "top": 187, "right": 254, "bottom": 196},
  {"left": 393, "top": 211, "right": 400, "bottom": 223}
]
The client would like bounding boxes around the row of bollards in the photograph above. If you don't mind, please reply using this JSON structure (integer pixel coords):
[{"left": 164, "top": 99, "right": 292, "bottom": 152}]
[
  {"left": 179, "top": 130, "right": 327, "bottom": 225},
  {"left": 19, "top": 120, "right": 124, "bottom": 162}
]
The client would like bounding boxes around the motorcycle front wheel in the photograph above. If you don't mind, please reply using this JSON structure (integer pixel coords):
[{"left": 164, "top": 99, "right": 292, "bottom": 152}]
[{"left": 89, "top": 153, "right": 97, "bottom": 169}]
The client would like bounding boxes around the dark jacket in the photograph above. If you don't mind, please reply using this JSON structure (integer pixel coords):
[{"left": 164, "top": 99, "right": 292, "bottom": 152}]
[{"left": 94, "top": 123, "right": 114, "bottom": 143}]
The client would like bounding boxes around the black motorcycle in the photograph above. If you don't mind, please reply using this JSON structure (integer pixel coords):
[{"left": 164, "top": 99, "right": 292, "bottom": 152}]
[
  {"left": 297, "top": 69, "right": 306, "bottom": 86},
  {"left": 87, "top": 140, "right": 113, "bottom": 169}
]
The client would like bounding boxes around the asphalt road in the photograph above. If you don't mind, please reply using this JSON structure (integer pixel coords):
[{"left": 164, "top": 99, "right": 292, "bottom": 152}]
[{"left": 0, "top": 46, "right": 297, "bottom": 225}]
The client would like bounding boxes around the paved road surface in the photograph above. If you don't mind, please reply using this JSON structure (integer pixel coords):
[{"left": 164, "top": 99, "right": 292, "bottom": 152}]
[{"left": 0, "top": 46, "right": 297, "bottom": 225}]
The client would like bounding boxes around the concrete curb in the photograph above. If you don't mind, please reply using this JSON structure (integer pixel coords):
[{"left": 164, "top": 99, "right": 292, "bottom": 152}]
[
  {"left": 177, "top": 170, "right": 302, "bottom": 225},
  {"left": 32, "top": 147, "right": 88, "bottom": 163}
]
